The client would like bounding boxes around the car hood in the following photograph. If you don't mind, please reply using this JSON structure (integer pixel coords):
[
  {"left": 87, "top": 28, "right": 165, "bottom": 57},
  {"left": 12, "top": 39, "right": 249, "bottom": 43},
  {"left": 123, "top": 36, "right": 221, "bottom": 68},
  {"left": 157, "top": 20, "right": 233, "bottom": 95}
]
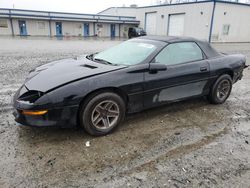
[{"left": 24, "top": 56, "right": 126, "bottom": 92}]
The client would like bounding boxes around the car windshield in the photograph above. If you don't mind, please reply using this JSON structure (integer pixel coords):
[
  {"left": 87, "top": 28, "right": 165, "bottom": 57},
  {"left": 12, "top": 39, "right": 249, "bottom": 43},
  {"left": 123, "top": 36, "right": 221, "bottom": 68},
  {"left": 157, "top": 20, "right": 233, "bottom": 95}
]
[{"left": 93, "top": 41, "right": 157, "bottom": 66}]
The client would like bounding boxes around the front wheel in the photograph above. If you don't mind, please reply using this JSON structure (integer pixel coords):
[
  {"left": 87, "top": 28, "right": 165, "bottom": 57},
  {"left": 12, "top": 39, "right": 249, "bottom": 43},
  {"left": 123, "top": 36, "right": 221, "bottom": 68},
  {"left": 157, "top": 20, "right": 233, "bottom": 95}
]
[
  {"left": 208, "top": 74, "right": 232, "bottom": 104},
  {"left": 80, "top": 92, "right": 125, "bottom": 136}
]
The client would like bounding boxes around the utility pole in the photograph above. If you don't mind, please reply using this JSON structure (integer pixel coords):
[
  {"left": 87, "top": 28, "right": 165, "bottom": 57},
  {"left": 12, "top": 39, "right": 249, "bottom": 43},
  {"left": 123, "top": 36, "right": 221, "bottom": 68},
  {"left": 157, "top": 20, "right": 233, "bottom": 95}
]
[{"left": 209, "top": 0, "right": 216, "bottom": 43}]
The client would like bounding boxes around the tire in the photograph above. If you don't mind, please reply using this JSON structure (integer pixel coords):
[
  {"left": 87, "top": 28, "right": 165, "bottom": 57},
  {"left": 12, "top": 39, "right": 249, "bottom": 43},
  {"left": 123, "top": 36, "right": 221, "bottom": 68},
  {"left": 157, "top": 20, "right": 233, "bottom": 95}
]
[
  {"left": 208, "top": 74, "right": 232, "bottom": 104},
  {"left": 79, "top": 92, "right": 125, "bottom": 136}
]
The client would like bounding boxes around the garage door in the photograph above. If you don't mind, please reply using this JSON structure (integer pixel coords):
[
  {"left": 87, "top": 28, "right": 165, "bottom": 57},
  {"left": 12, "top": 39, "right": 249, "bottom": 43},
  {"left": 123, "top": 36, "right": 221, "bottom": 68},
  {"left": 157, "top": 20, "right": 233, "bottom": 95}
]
[
  {"left": 168, "top": 14, "right": 185, "bottom": 36},
  {"left": 145, "top": 12, "right": 157, "bottom": 35}
]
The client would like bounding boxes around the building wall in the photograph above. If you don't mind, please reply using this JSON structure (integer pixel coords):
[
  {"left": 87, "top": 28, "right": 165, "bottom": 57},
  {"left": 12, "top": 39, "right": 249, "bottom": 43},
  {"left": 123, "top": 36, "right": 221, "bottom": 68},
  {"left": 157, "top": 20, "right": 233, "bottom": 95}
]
[
  {"left": 94, "top": 23, "right": 123, "bottom": 37},
  {"left": 98, "top": 8, "right": 140, "bottom": 38},
  {"left": 27, "top": 19, "right": 50, "bottom": 36},
  {"left": 119, "top": 24, "right": 139, "bottom": 38},
  {"left": 0, "top": 18, "right": 12, "bottom": 35},
  {"left": 135, "top": 2, "right": 213, "bottom": 41},
  {"left": 100, "top": 3, "right": 214, "bottom": 41},
  {"left": 3, "top": 19, "right": 130, "bottom": 37},
  {"left": 3, "top": 3, "right": 250, "bottom": 42},
  {"left": 101, "top": 2, "right": 250, "bottom": 43},
  {"left": 51, "top": 21, "right": 81, "bottom": 36},
  {"left": 12, "top": 19, "right": 50, "bottom": 36},
  {"left": 0, "top": 8, "right": 139, "bottom": 38},
  {"left": 12, "top": 19, "right": 22, "bottom": 35},
  {"left": 95, "top": 23, "right": 109, "bottom": 37},
  {"left": 51, "top": 21, "right": 98, "bottom": 37},
  {"left": 212, "top": 2, "right": 250, "bottom": 42}
]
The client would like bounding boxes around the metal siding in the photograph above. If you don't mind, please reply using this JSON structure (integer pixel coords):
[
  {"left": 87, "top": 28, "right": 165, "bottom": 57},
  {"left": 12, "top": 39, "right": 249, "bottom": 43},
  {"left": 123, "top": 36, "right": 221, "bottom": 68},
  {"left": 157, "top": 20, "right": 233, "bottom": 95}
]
[
  {"left": 212, "top": 2, "right": 250, "bottom": 42},
  {"left": 145, "top": 12, "right": 157, "bottom": 35},
  {"left": 0, "top": 18, "right": 12, "bottom": 35},
  {"left": 0, "top": 9, "right": 139, "bottom": 37},
  {"left": 136, "top": 2, "right": 213, "bottom": 40},
  {"left": 2, "top": 2, "right": 250, "bottom": 42},
  {"left": 26, "top": 19, "right": 50, "bottom": 36},
  {"left": 168, "top": 14, "right": 185, "bottom": 36},
  {"left": 7, "top": 19, "right": 51, "bottom": 36}
]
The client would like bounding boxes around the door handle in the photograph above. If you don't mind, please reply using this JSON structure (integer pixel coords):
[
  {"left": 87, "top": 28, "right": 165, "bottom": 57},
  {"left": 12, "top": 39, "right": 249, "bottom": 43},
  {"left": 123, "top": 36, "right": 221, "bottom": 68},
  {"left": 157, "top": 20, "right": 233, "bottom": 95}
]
[{"left": 200, "top": 67, "right": 208, "bottom": 72}]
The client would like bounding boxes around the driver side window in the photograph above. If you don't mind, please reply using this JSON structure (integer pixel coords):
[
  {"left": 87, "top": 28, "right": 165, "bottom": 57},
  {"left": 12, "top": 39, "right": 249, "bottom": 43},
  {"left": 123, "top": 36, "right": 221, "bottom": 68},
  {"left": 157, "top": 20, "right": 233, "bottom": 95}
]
[{"left": 155, "top": 42, "right": 203, "bottom": 66}]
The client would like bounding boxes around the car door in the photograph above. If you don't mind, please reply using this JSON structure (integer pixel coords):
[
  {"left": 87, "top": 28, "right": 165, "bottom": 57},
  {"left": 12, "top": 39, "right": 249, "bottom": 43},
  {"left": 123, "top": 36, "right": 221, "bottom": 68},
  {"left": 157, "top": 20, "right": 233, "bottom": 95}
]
[{"left": 143, "top": 41, "right": 210, "bottom": 108}]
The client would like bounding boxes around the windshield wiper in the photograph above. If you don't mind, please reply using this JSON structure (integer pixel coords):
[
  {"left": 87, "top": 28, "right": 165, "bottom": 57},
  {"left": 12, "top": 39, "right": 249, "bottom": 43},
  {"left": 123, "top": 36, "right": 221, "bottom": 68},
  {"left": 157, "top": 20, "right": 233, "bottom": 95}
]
[
  {"left": 93, "top": 58, "right": 115, "bottom": 65},
  {"left": 86, "top": 53, "right": 95, "bottom": 60}
]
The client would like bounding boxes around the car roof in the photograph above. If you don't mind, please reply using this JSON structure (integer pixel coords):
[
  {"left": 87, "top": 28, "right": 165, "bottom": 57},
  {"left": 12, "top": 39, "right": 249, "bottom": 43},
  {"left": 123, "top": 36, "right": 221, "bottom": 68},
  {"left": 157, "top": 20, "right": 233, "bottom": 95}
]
[
  {"left": 138, "top": 35, "right": 198, "bottom": 43},
  {"left": 136, "top": 35, "right": 221, "bottom": 58}
]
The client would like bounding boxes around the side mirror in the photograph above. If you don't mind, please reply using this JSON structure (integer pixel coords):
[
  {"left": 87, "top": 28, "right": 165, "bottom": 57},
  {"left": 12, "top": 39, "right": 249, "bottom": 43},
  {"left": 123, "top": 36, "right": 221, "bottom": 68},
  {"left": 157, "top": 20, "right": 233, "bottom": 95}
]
[{"left": 149, "top": 63, "right": 167, "bottom": 74}]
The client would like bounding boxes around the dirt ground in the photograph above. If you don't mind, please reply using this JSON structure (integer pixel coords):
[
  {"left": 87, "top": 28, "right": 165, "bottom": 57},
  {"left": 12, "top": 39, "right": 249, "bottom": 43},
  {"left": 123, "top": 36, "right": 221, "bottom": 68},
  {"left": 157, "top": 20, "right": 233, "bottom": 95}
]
[{"left": 0, "top": 37, "right": 250, "bottom": 188}]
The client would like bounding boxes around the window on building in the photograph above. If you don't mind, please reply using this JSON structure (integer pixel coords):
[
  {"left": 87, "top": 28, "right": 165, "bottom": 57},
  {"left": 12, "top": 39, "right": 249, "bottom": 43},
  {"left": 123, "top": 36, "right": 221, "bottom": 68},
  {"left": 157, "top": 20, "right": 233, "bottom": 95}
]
[
  {"left": 222, "top": 24, "right": 230, "bottom": 35},
  {"left": 155, "top": 42, "right": 203, "bottom": 65},
  {"left": 0, "top": 19, "right": 8, "bottom": 28},
  {"left": 37, "top": 21, "right": 45, "bottom": 29}
]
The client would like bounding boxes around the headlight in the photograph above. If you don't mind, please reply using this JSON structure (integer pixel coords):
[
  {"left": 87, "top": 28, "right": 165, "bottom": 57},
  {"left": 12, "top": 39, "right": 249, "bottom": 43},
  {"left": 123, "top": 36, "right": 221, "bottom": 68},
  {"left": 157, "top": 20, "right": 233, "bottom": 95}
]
[{"left": 18, "top": 90, "right": 44, "bottom": 103}]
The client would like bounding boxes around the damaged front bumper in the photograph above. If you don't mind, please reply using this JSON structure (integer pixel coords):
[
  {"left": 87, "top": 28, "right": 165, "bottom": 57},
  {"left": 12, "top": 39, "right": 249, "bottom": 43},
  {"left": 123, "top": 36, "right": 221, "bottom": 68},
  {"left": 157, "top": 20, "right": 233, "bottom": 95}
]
[{"left": 12, "top": 85, "right": 78, "bottom": 128}]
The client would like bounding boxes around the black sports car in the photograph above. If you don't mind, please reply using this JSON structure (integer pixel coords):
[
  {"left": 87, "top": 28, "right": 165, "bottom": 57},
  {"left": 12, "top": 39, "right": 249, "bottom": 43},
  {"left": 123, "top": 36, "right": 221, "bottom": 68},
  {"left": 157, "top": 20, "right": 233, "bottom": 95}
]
[{"left": 13, "top": 36, "right": 247, "bottom": 135}]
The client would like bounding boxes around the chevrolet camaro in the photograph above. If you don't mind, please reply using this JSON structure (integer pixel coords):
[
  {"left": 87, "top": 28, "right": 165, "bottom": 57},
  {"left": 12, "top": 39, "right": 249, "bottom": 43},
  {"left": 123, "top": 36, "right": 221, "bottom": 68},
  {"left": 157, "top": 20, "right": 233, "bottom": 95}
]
[{"left": 13, "top": 36, "right": 247, "bottom": 135}]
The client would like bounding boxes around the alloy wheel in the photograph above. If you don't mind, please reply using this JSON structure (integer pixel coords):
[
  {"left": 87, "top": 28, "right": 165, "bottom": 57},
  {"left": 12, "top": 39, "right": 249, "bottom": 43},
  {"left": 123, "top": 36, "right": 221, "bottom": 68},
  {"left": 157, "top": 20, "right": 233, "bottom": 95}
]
[
  {"left": 91, "top": 100, "right": 120, "bottom": 130},
  {"left": 216, "top": 79, "right": 231, "bottom": 101}
]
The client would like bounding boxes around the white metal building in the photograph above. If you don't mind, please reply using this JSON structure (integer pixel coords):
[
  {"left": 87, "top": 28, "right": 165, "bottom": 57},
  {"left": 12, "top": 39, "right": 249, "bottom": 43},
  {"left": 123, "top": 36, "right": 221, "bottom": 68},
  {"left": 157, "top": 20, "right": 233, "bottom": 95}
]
[
  {"left": 0, "top": 9, "right": 139, "bottom": 38},
  {"left": 99, "top": 0, "right": 250, "bottom": 42},
  {"left": 1, "top": 1, "right": 250, "bottom": 42}
]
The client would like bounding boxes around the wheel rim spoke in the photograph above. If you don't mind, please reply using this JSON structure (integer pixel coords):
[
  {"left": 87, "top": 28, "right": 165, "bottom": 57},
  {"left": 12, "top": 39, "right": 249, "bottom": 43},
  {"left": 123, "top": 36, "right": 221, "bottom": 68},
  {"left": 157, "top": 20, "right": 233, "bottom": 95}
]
[
  {"left": 106, "top": 109, "right": 119, "bottom": 117},
  {"left": 95, "top": 106, "right": 104, "bottom": 113},
  {"left": 102, "top": 117, "right": 110, "bottom": 128},
  {"left": 220, "top": 91, "right": 225, "bottom": 97},
  {"left": 217, "top": 80, "right": 230, "bottom": 100},
  {"left": 91, "top": 100, "right": 120, "bottom": 130},
  {"left": 104, "top": 102, "right": 113, "bottom": 110},
  {"left": 93, "top": 113, "right": 102, "bottom": 125}
]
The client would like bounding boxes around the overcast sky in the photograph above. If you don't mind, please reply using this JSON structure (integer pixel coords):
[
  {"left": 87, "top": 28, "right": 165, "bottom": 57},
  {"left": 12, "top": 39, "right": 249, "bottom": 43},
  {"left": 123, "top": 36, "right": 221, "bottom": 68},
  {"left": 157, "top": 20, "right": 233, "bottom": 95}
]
[
  {"left": 0, "top": 0, "right": 155, "bottom": 14},
  {"left": 1, "top": 0, "right": 248, "bottom": 14}
]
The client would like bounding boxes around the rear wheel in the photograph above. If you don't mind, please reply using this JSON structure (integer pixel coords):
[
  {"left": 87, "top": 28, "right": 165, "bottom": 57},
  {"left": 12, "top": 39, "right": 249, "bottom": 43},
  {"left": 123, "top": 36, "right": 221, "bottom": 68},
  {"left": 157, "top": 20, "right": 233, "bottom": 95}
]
[
  {"left": 80, "top": 92, "right": 125, "bottom": 136},
  {"left": 208, "top": 74, "right": 232, "bottom": 104}
]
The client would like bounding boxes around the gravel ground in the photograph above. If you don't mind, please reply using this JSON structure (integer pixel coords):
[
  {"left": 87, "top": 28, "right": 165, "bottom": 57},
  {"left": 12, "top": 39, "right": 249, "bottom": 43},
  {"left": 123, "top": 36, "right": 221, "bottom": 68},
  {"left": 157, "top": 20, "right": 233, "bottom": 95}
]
[{"left": 0, "top": 37, "right": 250, "bottom": 188}]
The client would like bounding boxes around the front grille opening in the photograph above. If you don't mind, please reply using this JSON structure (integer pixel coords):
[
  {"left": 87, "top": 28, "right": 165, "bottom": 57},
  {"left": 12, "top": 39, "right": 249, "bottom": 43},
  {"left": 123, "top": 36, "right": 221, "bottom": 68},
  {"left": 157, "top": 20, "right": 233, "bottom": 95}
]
[{"left": 18, "top": 90, "right": 43, "bottom": 103}]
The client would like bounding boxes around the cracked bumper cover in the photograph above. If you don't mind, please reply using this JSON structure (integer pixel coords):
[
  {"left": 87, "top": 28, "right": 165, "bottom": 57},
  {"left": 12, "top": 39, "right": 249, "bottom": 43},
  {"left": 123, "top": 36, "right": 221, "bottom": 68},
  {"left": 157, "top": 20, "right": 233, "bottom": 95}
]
[{"left": 12, "top": 86, "right": 79, "bottom": 128}]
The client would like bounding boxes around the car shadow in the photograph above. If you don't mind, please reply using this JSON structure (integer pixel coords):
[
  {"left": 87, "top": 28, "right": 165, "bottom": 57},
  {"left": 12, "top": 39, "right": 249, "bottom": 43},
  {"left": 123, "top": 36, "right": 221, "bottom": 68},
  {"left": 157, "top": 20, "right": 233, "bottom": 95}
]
[
  {"left": 17, "top": 97, "right": 210, "bottom": 142},
  {"left": 123, "top": 97, "right": 209, "bottom": 124}
]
